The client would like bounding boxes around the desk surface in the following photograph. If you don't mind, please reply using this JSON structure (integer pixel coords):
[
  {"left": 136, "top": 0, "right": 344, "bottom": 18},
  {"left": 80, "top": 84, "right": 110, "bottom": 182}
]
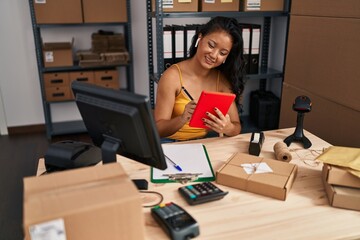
[{"left": 37, "top": 128, "right": 360, "bottom": 239}]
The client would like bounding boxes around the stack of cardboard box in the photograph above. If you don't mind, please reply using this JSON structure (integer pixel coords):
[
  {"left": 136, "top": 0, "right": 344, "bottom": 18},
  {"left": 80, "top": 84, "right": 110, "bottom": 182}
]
[
  {"left": 279, "top": 0, "right": 360, "bottom": 147},
  {"left": 318, "top": 146, "right": 360, "bottom": 211}
]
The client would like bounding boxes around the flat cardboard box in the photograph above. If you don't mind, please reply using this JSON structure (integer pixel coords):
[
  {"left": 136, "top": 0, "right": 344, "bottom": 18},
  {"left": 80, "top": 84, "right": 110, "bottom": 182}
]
[
  {"left": 322, "top": 165, "right": 360, "bottom": 211},
  {"left": 23, "top": 163, "right": 144, "bottom": 240},
  {"left": 200, "top": 0, "right": 240, "bottom": 12},
  {"left": 45, "top": 86, "right": 72, "bottom": 102},
  {"left": 82, "top": 0, "right": 127, "bottom": 23},
  {"left": 291, "top": 0, "right": 360, "bottom": 18},
  {"left": 152, "top": 0, "right": 198, "bottom": 12},
  {"left": 241, "top": 0, "right": 284, "bottom": 12},
  {"left": 323, "top": 164, "right": 360, "bottom": 189},
  {"left": 279, "top": 82, "right": 360, "bottom": 148},
  {"left": 43, "top": 42, "right": 73, "bottom": 68},
  {"left": 33, "top": 0, "right": 83, "bottom": 24},
  {"left": 284, "top": 15, "right": 360, "bottom": 112},
  {"left": 216, "top": 152, "right": 297, "bottom": 200}
]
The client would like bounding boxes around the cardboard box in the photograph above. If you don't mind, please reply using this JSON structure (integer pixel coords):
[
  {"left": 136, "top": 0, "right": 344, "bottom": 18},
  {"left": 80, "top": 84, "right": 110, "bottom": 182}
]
[
  {"left": 284, "top": 15, "right": 360, "bottom": 111},
  {"left": 45, "top": 86, "right": 72, "bottom": 102},
  {"left": 291, "top": 0, "right": 360, "bottom": 18},
  {"left": 279, "top": 82, "right": 360, "bottom": 148},
  {"left": 23, "top": 163, "right": 145, "bottom": 240},
  {"left": 216, "top": 152, "right": 297, "bottom": 200},
  {"left": 43, "top": 72, "right": 70, "bottom": 88},
  {"left": 82, "top": 0, "right": 127, "bottom": 23},
  {"left": 43, "top": 42, "right": 74, "bottom": 68},
  {"left": 94, "top": 70, "right": 120, "bottom": 89},
  {"left": 69, "top": 71, "right": 95, "bottom": 84},
  {"left": 33, "top": 0, "right": 83, "bottom": 24},
  {"left": 241, "top": 0, "right": 284, "bottom": 12},
  {"left": 323, "top": 164, "right": 360, "bottom": 189},
  {"left": 200, "top": 0, "right": 240, "bottom": 12},
  {"left": 322, "top": 165, "right": 360, "bottom": 211},
  {"left": 152, "top": 0, "right": 199, "bottom": 12}
]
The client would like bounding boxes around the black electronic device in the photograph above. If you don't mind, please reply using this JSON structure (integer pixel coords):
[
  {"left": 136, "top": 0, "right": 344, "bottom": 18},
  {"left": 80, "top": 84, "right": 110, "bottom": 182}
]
[
  {"left": 151, "top": 202, "right": 200, "bottom": 240},
  {"left": 248, "top": 132, "right": 265, "bottom": 156},
  {"left": 178, "top": 182, "right": 228, "bottom": 205},
  {"left": 44, "top": 140, "right": 101, "bottom": 173},
  {"left": 284, "top": 95, "right": 312, "bottom": 149},
  {"left": 71, "top": 81, "right": 167, "bottom": 170}
]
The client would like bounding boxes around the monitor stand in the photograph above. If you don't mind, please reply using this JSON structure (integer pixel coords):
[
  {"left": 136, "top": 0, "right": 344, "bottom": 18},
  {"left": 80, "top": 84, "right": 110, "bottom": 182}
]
[{"left": 101, "top": 136, "right": 148, "bottom": 190}]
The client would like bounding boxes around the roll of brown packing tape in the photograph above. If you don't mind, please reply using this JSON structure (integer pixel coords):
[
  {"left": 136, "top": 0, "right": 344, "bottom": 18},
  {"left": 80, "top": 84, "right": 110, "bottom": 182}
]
[{"left": 273, "top": 141, "right": 292, "bottom": 162}]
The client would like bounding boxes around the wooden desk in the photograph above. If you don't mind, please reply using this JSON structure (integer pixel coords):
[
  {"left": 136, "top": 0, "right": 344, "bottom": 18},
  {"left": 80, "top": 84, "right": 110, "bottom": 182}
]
[{"left": 37, "top": 128, "right": 360, "bottom": 239}]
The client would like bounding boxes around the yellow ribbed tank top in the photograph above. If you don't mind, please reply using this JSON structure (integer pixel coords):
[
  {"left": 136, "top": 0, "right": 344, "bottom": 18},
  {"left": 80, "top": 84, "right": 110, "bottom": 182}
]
[{"left": 168, "top": 64, "right": 219, "bottom": 141}]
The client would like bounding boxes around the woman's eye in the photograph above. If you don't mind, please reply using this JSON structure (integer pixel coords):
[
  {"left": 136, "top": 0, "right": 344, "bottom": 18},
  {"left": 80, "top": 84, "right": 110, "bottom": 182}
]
[
  {"left": 220, "top": 52, "right": 227, "bottom": 56},
  {"left": 208, "top": 42, "right": 215, "bottom": 48}
]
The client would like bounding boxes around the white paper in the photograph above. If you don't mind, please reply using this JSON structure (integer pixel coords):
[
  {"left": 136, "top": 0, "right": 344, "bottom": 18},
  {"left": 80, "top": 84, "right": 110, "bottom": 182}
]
[
  {"left": 45, "top": 51, "right": 54, "bottom": 62},
  {"left": 152, "top": 143, "right": 214, "bottom": 180},
  {"left": 29, "top": 218, "right": 66, "bottom": 240},
  {"left": 241, "top": 162, "right": 273, "bottom": 174}
]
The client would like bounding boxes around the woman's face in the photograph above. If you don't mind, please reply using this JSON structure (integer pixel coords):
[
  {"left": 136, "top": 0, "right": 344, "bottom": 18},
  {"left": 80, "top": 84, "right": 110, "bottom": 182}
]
[{"left": 196, "top": 30, "right": 233, "bottom": 69}]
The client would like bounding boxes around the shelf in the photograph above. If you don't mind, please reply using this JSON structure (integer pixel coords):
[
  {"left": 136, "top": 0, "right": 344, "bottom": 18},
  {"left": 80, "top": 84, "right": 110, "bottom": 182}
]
[
  {"left": 42, "top": 64, "right": 130, "bottom": 73},
  {"left": 36, "top": 22, "right": 129, "bottom": 28},
  {"left": 148, "top": 11, "right": 288, "bottom": 18}
]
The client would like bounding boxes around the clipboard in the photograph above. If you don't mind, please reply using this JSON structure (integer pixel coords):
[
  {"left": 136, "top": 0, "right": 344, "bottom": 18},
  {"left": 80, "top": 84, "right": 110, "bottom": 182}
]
[
  {"left": 189, "top": 91, "right": 236, "bottom": 129},
  {"left": 151, "top": 143, "right": 215, "bottom": 184}
]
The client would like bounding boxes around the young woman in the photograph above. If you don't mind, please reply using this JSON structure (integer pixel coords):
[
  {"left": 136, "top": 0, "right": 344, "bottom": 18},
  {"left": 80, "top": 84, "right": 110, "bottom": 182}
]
[{"left": 154, "top": 16, "right": 246, "bottom": 142}]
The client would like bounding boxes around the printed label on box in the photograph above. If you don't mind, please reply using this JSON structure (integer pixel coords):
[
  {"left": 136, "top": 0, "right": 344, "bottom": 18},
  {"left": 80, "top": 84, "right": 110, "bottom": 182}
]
[
  {"left": 205, "top": 0, "right": 216, "bottom": 3},
  {"left": 35, "top": 0, "right": 46, "bottom": 3},
  {"left": 45, "top": 51, "right": 54, "bottom": 63},
  {"left": 163, "top": 0, "right": 174, "bottom": 8},
  {"left": 179, "top": 0, "right": 192, "bottom": 3},
  {"left": 247, "top": 0, "right": 261, "bottom": 10},
  {"left": 221, "top": 0, "right": 234, "bottom": 3},
  {"left": 29, "top": 218, "right": 66, "bottom": 240}
]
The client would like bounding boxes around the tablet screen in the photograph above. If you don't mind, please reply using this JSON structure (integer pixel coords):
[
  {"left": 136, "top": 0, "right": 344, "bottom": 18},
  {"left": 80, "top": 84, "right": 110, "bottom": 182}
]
[{"left": 189, "top": 91, "right": 235, "bottom": 129}]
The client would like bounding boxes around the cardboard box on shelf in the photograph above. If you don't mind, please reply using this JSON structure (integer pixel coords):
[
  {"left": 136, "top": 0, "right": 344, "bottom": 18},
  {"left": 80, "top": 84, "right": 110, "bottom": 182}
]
[
  {"left": 23, "top": 163, "right": 145, "bottom": 240},
  {"left": 33, "top": 0, "right": 83, "bottom": 24},
  {"left": 152, "top": 0, "right": 199, "bottom": 12},
  {"left": 42, "top": 41, "right": 74, "bottom": 68},
  {"left": 241, "top": 0, "right": 284, "bottom": 12},
  {"left": 43, "top": 72, "right": 70, "bottom": 88},
  {"left": 200, "top": 0, "right": 240, "bottom": 12},
  {"left": 291, "top": 0, "right": 360, "bottom": 18},
  {"left": 322, "top": 165, "right": 360, "bottom": 211},
  {"left": 45, "top": 86, "right": 72, "bottom": 102},
  {"left": 82, "top": 0, "right": 128, "bottom": 23},
  {"left": 323, "top": 164, "right": 360, "bottom": 189},
  {"left": 216, "top": 152, "right": 297, "bottom": 200},
  {"left": 94, "top": 70, "right": 120, "bottom": 89}
]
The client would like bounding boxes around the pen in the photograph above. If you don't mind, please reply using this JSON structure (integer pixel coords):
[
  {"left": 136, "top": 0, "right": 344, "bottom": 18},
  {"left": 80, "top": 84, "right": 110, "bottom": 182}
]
[
  {"left": 181, "top": 86, "right": 194, "bottom": 101},
  {"left": 164, "top": 154, "right": 183, "bottom": 172}
]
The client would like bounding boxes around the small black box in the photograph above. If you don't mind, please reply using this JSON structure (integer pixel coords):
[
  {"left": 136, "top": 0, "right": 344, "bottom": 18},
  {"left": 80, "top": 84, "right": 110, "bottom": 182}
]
[{"left": 250, "top": 90, "right": 280, "bottom": 130}]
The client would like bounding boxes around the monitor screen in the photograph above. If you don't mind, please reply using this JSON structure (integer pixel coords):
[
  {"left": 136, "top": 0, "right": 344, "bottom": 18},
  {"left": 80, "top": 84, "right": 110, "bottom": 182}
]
[{"left": 71, "top": 81, "right": 167, "bottom": 170}]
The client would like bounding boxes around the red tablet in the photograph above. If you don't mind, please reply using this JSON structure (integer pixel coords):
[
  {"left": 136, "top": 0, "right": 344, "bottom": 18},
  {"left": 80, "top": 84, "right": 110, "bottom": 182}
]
[{"left": 189, "top": 91, "right": 236, "bottom": 129}]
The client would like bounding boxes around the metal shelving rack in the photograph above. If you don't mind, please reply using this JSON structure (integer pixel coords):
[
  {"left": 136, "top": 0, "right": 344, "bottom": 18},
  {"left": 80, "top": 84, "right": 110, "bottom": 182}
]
[
  {"left": 29, "top": 0, "right": 134, "bottom": 139},
  {"left": 146, "top": 0, "right": 290, "bottom": 110}
]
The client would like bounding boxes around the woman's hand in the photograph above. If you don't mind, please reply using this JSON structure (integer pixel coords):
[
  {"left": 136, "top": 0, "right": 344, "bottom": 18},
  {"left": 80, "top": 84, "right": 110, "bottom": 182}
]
[
  {"left": 181, "top": 101, "right": 197, "bottom": 123},
  {"left": 202, "top": 107, "right": 231, "bottom": 134}
]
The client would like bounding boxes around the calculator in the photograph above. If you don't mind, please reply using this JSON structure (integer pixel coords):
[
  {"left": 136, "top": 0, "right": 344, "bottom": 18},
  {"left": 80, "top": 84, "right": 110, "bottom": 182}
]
[{"left": 178, "top": 182, "right": 228, "bottom": 205}]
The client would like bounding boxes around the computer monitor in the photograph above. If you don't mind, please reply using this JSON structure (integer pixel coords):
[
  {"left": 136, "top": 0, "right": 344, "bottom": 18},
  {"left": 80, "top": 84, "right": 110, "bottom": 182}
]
[{"left": 71, "top": 81, "right": 167, "bottom": 170}]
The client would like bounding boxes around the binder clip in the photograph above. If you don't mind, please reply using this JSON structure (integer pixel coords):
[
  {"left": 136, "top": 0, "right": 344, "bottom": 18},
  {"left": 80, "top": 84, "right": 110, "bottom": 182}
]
[
  {"left": 248, "top": 132, "right": 265, "bottom": 156},
  {"left": 163, "top": 173, "right": 202, "bottom": 184}
]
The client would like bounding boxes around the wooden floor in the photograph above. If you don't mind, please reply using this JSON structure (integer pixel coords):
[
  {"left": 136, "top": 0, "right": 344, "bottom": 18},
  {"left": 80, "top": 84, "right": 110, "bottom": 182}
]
[{"left": 0, "top": 132, "right": 91, "bottom": 240}]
